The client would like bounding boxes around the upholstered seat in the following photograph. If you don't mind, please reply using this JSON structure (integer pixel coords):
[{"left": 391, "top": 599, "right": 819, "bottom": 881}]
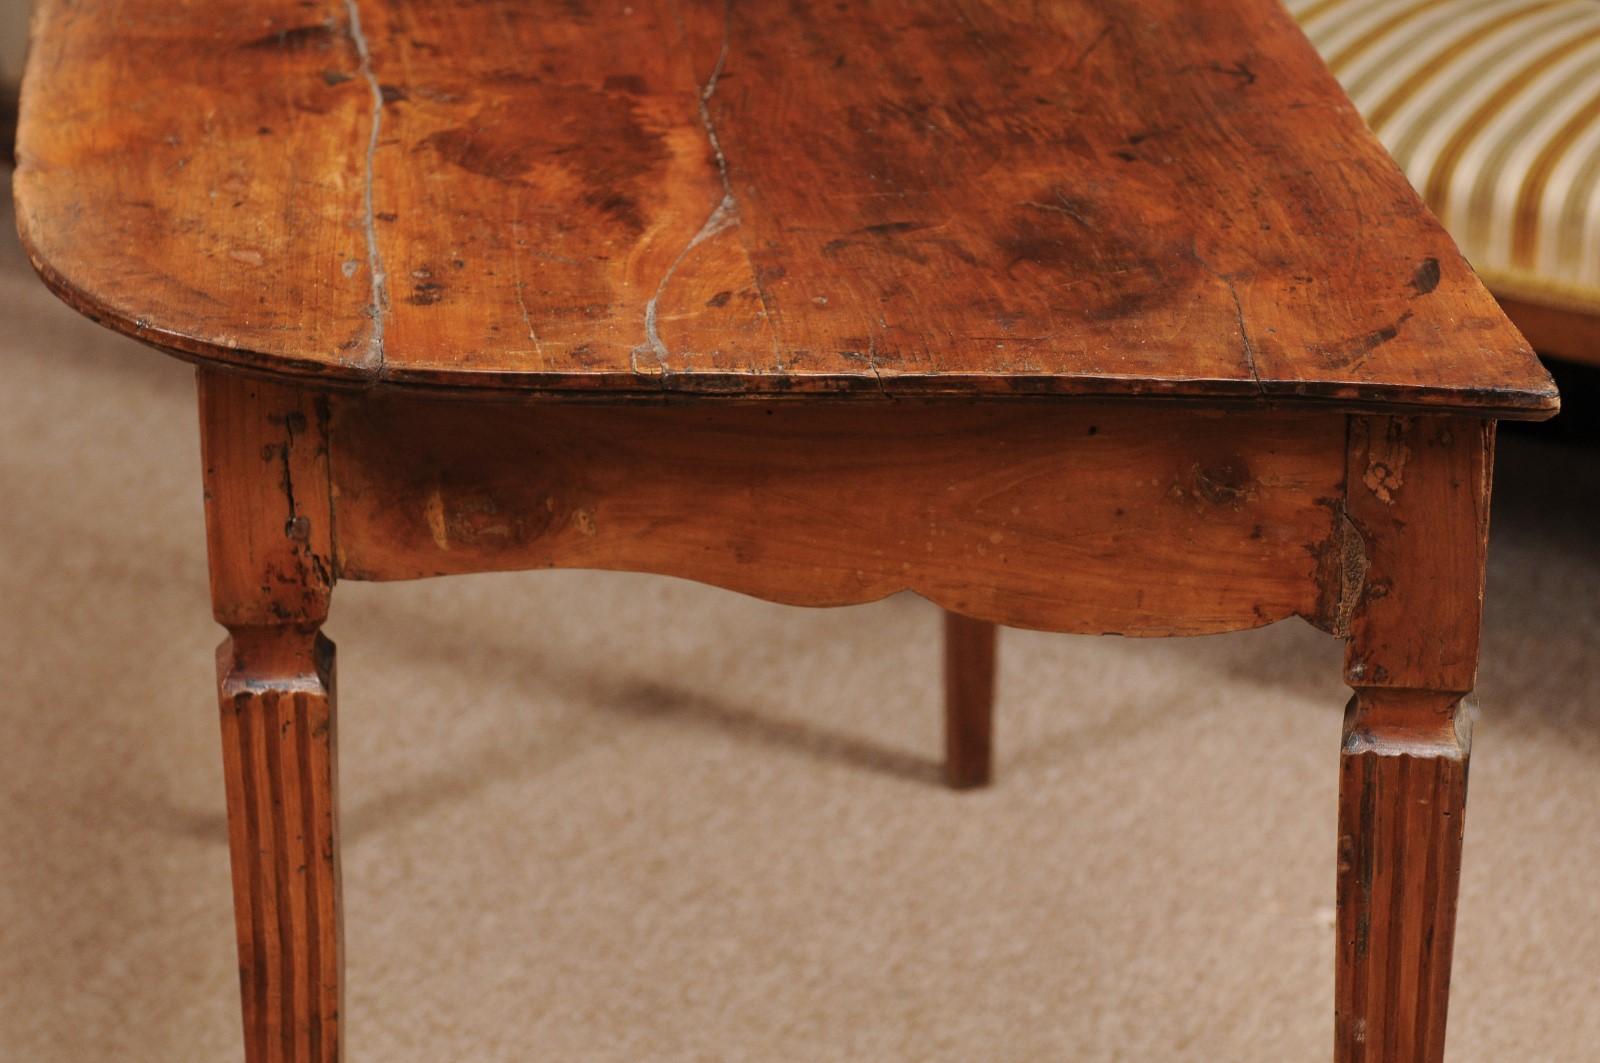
[{"left": 1291, "top": 0, "right": 1600, "bottom": 351}]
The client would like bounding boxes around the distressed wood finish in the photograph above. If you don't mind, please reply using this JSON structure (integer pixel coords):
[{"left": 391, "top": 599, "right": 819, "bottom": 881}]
[
  {"left": 328, "top": 398, "right": 1349, "bottom": 635},
  {"left": 217, "top": 630, "right": 342, "bottom": 1063},
  {"left": 943, "top": 614, "right": 997, "bottom": 790},
  {"left": 1344, "top": 417, "right": 1493, "bottom": 696},
  {"left": 13, "top": 0, "right": 1556, "bottom": 414},
  {"left": 1335, "top": 416, "right": 1492, "bottom": 1063},
  {"left": 199, "top": 371, "right": 334, "bottom": 631},
  {"left": 1337, "top": 690, "right": 1469, "bottom": 1063},
  {"left": 16, "top": 0, "right": 1563, "bottom": 1058},
  {"left": 200, "top": 370, "right": 343, "bottom": 1063}
]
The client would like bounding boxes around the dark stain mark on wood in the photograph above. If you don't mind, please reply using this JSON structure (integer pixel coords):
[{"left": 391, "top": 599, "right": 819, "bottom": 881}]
[
  {"left": 480, "top": 68, "right": 545, "bottom": 86},
  {"left": 245, "top": 24, "right": 336, "bottom": 51},
  {"left": 998, "top": 209, "right": 1179, "bottom": 324},
  {"left": 1202, "top": 60, "right": 1257, "bottom": 86},
  {"left": 421, "top": 92, "right": 668, "bottom": 216},
  {"left": 408, "top": 281, "right": 445, "bottom": 306},
  {"left": 1412, "top": 257, "right": 1441, "bottom": 295},
  {"left": 603, "top": 74, "right": 649, "bottom": 95},
  {"left": 1310, "top": 310, "right": 1416, "bottom": 368},
  {"left": 423, "top": 125, "right": 539, "bottom": 183},
  {"left": 825, "top": 226, "right": 973, "bottom": 270},
  {"left": 583, "top": 190, "right": 645, "bottom": 233},
  {"left": 857, "top": 220, "right": 934, "bottom": 237}
]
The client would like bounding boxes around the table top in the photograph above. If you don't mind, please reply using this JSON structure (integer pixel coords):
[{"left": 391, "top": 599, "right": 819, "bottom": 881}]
[{"left": 14, "top": 0, "right": 1557, "bottom": 415}]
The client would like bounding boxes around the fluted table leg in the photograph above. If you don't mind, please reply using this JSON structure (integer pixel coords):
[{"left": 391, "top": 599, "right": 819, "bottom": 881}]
[
  {"left": 200, "top": 369, "right": 343, "bottom": 1062},
  {"left": 1335, "top": 415, "right": 1492, "bottom": 1062}
]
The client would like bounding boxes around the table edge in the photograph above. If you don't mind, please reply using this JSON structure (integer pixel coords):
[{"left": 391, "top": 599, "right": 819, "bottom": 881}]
[{"left": 12, "top": 166, "right": 1561, "bottom": 422}]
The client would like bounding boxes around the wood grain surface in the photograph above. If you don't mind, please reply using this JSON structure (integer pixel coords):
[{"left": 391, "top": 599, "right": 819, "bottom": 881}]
[
  {"left": 13, "top": 0, "right": 1556, "bottom": 415},
  {"left": 16, "top": 3, "right": 1538, "bottom": 1055},
  {"left": 199, "top": 371, "right": 335, "bottom": 631},
  {"left": 1343, "top": 416, "right": 1492, "bottom": 694},
  {"left": 328, "top": 397, "right": 1350, "bottom": 636},
  {"left": 1334, "top": 415, "right": 1491, "bottom": 1063},
  {"left": 200, "top": 370, "right": 343, "bottom": 1063},
  {"left": 217, "top": 629, "right": 343, "bottom": 1063},
  {"left": 943, "top": 612, "right": 996, "bottom": 790},
  {"left": 1336, "top": 689, "right": 1468, "bottom": 1063}
]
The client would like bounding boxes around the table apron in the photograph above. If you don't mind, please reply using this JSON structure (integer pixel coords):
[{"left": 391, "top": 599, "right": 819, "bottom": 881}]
[{"left": 327, "top": 398, "right": 1355, "bottom": 637}]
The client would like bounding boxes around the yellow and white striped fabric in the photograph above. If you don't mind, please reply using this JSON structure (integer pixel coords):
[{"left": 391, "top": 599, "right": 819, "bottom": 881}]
[{"left": 1290, "top": 0, "right": 1600, "bottom": 315}]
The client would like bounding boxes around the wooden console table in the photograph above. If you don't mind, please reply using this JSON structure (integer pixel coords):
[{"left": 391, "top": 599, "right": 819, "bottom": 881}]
[{"left": 14, "top": 0, "right": 1557, "bottom": 1058}]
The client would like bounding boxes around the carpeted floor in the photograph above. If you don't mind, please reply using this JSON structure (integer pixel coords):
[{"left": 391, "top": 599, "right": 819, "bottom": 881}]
[{"left": 3, "top": 169, "right": 1599, "bottom": 1061}]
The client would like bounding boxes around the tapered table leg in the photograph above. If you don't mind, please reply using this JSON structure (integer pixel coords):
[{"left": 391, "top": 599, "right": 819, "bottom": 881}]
[
  {"left": 1336, "top": 415, "right": 1493, "bottom": 1062},
  {"left": 199, "top": 369, "right": 343, "bottom": 1062},
  {"left": 218, "top": 628, "right": 343, "bottom": 1063},
  {"left": 1335, "top": 690, "right": 1469, "bottom": 1062},
  {"left": 943, "top": 612, "right": 997, "bottom": 789}
]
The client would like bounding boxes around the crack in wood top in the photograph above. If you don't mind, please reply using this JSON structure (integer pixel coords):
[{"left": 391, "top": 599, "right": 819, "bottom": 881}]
[{"left": 12, "top": 0, "right": 1558, "bottom": 416}]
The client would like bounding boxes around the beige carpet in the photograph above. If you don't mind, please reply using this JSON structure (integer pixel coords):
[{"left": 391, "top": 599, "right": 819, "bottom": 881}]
[{"left": 3, "top": 171, "right": 1599, "bottom": 1062}]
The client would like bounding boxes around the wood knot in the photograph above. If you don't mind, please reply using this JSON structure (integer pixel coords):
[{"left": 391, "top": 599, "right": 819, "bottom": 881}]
[{"left": 1193, "top": 459, "right": 1253, "bottom": 506}]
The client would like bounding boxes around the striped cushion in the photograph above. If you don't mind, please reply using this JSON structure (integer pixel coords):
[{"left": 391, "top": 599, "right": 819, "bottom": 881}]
[{"left": 1290, "top": 0, "right": 1600, "bottom": 315}]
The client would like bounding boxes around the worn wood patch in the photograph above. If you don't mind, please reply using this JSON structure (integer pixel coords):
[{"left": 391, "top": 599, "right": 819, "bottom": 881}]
[
  {"left": 1335, "top": 689, "right": 1471, "bottom": 1063},
  {"left": 216, "top": 628, "right": 343, "bottom": 1063},
  {"left": 15, "top": 0, "right": 1556, "bottom": 415},
  {"left": 329, "top": 398, "right": 1347, "bottom": 637},
  {"left": 1343, "top": 415, "right": 1493, "bottom": 692},
  {"left": 199, "top": 369, "right": 335, "bottom": 629}
]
